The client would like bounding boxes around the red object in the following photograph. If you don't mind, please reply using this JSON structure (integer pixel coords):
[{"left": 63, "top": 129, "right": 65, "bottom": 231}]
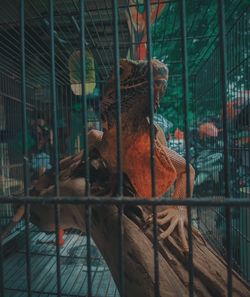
[
  {"left": 226, "top": 91, "right": 250, "bottom": 119},
  {"left": 226, "top": 100, "right": 245, "bottom": 120},
  {"left": 58, "top": 228, "right": 65, "bottom": 246},
  {"left": 126, "top": 1, "right": 166, "bottom": 60},
  {"left": 236, "top": 137, "right": 250, "bottom": 145},
  {"left": 174, "top": 128, "right": 184, "bottom": 140},
  {"left": 136, "top": 36, "right": 147, "bottom": 60},
  {"left": 198, "top": 122, "right": 219, "bottom": 139}
]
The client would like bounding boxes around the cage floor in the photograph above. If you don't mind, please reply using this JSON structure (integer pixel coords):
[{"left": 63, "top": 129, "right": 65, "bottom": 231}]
[{"left": 3, "top": 227, "right": 119, "bottom": 297}]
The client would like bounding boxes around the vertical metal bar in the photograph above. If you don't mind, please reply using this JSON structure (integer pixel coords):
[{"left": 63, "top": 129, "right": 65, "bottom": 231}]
[
  {"left": 112, "top": 0, "right": 123, "bottom": 197},
  {"left": 217, "top": 1, "right": 231, "bottom": 295},
  {"left": 226, "top": 206, "right": 232, "bottom": 297},
  {"left": 217, "top": 0, "right": 230, "bottom": 197},
  {"left": 85, "top": 203, "right": 92, "bottom": 297},
  {"left": 79, "top": 1, "right": 92, "bottom": 296},
  {"left": 20, "top": 1, "right": 32, "bottom": 296},
  {"left": 0, "top": 229, "right": 4, "bottom": 297},
  {"left": 180, "top": 0, "right": 191, "bottom": 197},
  {"left": 80, "top": 0, "right": 89, "bottom": 192},
  {"left": 118, "top": 205, "right": 124, "bottom": 296},
  {"left": 49, "top": 1, "right": 61, "bottom": 296},
  {"left": 145, "top": 1, "right": 159, "bottom": 297},
  {"left": 49, "top": 0, "right": 60, "bottom": 195},
  {"left": 20, "top": 0, "right": 29, "bottom": 203},
  {"left": 112, "top": 1, "right": 124, "bottom": 296},
  {"left": 180, "top": 0, "right": 194, "bottom": 296},
  {"left": 146, "top": 0, "right": 155, "bottom": 198},
  {"left": 187, "top": 205, "right": 193, "bottom": 293},
  {"left": 152, "top": 208, "right": 160, "bottom": 297},
  {"left": 54, "top": 203, "right": 61, "bottom": 297},
  {"left": 24, "top": 203, "right": 31, "bottom": 297}
]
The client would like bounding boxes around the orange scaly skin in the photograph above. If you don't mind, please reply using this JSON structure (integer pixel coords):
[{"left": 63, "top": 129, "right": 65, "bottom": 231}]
[{"left": 97, "top": 59, "right": 195, "bottom": 251}]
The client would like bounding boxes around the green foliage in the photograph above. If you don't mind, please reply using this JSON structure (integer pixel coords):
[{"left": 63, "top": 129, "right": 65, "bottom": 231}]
[{"left": 150, "top": 0, "right": 248, "bottom": 130}]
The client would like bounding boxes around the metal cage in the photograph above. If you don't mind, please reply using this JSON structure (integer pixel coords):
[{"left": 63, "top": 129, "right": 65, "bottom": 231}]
[{"left": 0, "top": 0, "right": 249, "bottom": 297}]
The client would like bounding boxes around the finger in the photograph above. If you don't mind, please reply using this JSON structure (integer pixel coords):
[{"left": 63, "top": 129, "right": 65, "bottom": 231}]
[
  {"left": 178, "top": 219, "right": 188, "bottom": 252},
  {"left": 145, "top": 214, "right": 154, "bottom": 223},
  {"left": 160, "top": 217, "right": 178, "bottom": 239},
  {"left": 157, "top": 213, "right": 173, "bottom": 226},
  {"left": 146, "top": 211, "right": 171, "bottom": 224},
  {"left": 157, "top": 209, "right": 170, "bottom": 219}
]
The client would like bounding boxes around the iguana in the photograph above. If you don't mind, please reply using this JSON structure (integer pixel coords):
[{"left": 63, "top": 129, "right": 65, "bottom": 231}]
[{"left": 2, "top": 59, "right": 195, "bottom": 252}]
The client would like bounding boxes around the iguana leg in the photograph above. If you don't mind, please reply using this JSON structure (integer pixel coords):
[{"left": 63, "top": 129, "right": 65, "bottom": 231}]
[
  {"left": 157, "top": 147, "right": 195, "bottom": 252},
  {"left": 1, "top": 129, "right": 103, "bottom": 240}
]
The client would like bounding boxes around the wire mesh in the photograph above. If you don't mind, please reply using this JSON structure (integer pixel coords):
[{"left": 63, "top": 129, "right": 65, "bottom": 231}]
[
  {"left": 0, "top": 0, "right": 249, "bottom": 296},
  {"left": 192, "top": 2, "right": 250, "bottom": 282}
]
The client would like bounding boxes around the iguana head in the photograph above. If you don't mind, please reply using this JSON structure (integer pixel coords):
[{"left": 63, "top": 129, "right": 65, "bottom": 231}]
[{"left": 101, "top": 59, "right": 168, "bottom": 129}]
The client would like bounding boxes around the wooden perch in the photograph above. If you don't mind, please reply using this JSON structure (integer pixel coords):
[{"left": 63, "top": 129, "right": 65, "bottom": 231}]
[
  {"left": 24, "top": 179, "right": 250, "bottom": 296},
  {"left": 90, "top": 203, "right": 250, "bottom": 297}
]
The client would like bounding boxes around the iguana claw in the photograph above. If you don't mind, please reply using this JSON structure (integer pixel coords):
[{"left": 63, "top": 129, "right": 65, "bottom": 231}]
[
  {"left": 147, "top": 206, "right": 189, "bottom": 252},
  {"left": 157, "top": 206, "right": 189, "bottom": 252}
]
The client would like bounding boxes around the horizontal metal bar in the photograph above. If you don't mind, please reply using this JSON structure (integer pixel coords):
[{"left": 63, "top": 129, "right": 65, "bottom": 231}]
[{"left": 1, "top": 197, "right": 250, "bottom": 206}]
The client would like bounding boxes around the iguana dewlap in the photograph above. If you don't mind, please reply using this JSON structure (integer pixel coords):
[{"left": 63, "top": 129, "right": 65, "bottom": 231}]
[
  {"left": 95, "top": 125, "right": 177, "bottom": 198},
  {"left": 123, "top": 130, "right": 176, "bottom": 197}
]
